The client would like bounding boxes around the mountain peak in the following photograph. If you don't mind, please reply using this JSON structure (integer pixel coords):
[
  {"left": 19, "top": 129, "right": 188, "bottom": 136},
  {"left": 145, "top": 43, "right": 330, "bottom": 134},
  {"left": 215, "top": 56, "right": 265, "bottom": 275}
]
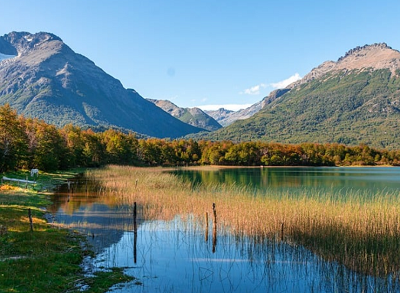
[
  {"left": 292, "top": 43, "right": 400, "bottom": 88},
  {"left": 4, "top": 31, "right": 62, "bottom": 44},
  {"left": 338, "top": 43, "right": 394, "bottom": 62},
  {"left": 0, "top": 31, "right": 203, "bottom": 138},
  {"left": 0, "top": 31, "right": 64, "bottom": 57},
  {"left": 335, "top": 43, "right": 400, "bottom": 73}
]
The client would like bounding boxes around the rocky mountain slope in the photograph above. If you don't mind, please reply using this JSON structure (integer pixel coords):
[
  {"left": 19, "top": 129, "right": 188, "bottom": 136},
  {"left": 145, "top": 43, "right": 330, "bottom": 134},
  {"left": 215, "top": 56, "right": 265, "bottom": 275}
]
[
  {"left": 205, "top": 88, "right": 289, "bottom": 126},
  {"left": 195, "top": 43, "right": 400, "bottom": 149},
  {"left": 205, "top": 103, "right": 261, "bottom": 127},
  {"left": 204, "top": 108, "right": 235, "bottom": 126},
  {"left": 148, "top": 99, "right": 222, "bottom": 131},
  {"left": 0, "top": 31, "right": 203, "bottom": 138}
]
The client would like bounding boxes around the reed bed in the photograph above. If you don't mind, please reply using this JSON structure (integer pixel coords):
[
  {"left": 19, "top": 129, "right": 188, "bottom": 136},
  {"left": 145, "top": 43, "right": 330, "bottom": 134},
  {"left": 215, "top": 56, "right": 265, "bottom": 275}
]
[{"left": 87, "top": 165, "right": 400, "bottom": 277}]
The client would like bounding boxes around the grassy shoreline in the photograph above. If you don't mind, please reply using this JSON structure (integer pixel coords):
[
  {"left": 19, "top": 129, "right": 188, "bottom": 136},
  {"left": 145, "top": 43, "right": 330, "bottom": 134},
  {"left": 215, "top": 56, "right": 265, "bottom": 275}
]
[{"left": 0, "top": 169, "right": 132, "bottom": 293}]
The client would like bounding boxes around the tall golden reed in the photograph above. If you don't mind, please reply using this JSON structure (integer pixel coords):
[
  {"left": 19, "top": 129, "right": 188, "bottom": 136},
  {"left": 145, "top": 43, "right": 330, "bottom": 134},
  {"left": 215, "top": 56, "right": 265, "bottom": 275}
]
[{"left": 87, "top": 165, "right": 400, "bottom": 277}]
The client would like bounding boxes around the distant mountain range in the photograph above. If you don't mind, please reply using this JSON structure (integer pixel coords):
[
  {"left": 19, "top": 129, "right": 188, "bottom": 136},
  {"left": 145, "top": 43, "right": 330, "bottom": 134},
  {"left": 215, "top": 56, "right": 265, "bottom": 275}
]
[
  {"left": 0, "top": 31, "right": 203, "bottom": 138},
  {"left": 194, "top": 43, "right": 400, "bottom": 149},
  {"left": 205, "top": 103, "right": 261, "bottom": 127},
  {"left": 204, "top": 88, "right": 290, "bottom": 126},
  {"left": 148, "top": 99, "right": 222, "bottom": 131},
  {"left": 2, "top": 32, "right": 400, "bottom": 149}
]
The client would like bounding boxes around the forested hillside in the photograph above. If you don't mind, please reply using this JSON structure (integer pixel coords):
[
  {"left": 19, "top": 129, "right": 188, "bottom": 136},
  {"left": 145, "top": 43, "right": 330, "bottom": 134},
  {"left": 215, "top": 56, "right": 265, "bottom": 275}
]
[
  {"left": 1, "top": 104, "right": 399, "bottom": 172},
  {"left": 196, "top": 44, "right": 400, "bottom": 149}
]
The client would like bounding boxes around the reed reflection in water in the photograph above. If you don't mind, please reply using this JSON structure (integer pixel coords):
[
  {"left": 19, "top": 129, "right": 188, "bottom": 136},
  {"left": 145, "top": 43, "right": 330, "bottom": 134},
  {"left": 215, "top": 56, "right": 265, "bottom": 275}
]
[{"left": 98, "top": 217, "right": 399, "bottom": 293}]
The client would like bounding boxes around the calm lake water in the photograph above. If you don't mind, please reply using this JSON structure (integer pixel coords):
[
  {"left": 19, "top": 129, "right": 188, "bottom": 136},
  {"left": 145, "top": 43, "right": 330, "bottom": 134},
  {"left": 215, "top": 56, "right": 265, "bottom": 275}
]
[
  {"left": 47, "top": 167, "right": 400, "bottom": 292},
  {"left": 173, "top": 166, "right": 400, "bottom": 196}
]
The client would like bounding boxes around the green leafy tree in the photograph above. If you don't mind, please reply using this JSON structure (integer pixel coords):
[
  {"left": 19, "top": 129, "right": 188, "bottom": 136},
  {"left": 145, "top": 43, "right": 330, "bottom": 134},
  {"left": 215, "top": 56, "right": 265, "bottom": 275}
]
[
  {"left": 0, "top": 104, "right": 28, "bottom": 171},
  {"left": 33, "top": 122, "right": 68, "bottom": 171},
  {"left": 82, "top": 129, "right": 105, "bottom": 167},
  {"left": 62, "top": 124, "right": 86, "bottom": 167}
]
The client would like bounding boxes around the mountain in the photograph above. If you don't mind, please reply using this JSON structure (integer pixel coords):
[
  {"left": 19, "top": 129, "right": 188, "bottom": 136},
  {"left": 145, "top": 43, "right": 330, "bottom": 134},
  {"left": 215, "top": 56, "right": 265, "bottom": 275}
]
[
  {"left": 205, "top": 89, "right": 289, "bottom": 126},
  {"left": 204, "top": 108, "right": 235, "bottom": 126},
  {"left": 196, "top": 43, "right": 400, "bottom": 149},
  {"left": 0, "top": 31, "right": 203, "bottom": 138},
  {"left": 148, "top": 99, "right": 222, "bottom": 131},
  {"left": 205, "top": 103, "right": 261, "bottom": 127}
]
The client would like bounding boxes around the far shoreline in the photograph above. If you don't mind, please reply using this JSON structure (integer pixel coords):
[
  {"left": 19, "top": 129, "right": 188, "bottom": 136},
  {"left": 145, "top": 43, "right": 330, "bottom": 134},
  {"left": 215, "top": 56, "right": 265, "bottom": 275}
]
[{"left": 125, "top": 164, "right": 398, "bottom": 173}]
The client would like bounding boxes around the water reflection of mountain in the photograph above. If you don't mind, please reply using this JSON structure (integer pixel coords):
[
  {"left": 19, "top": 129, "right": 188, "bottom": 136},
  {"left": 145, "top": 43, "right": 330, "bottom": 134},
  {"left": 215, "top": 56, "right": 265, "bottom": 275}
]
[
  {"left": 172, "top": 167, "right": 400, "bottom": 196},
  {"left": 47, "top": 177, "right": 142, "bottom": 253}
]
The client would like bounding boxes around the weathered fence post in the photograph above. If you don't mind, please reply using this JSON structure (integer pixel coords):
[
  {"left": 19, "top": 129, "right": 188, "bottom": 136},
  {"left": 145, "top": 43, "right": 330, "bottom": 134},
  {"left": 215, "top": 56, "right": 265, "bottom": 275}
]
[
  {"left": 213, "top": 203, "right": 217, "bottom": 224},
  {"left": 281, "top": 222, "right": 284, "bottom": 241},
  {"left": 133, "top": 201, "right": 138, "bottom": 264},
  {"left": 28, "top": 208, "right": 33, "bottom": 232},
  {"left": 205, "top": 212, "right": 209, "bottom": 242},
  {"left": 212, "top": 203, "right": 217, "bottom": 253},
  {"left": 133, "top": 202, "right": 137, "bottom": 233}
]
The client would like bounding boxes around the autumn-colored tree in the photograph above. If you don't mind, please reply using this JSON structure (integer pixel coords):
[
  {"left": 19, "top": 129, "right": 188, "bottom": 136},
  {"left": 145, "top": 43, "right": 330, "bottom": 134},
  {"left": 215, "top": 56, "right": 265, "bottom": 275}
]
[
  {"left": 62, "top": 124, "right": 86, "bottom": 167},
  {"left": 100, "top": 129, "right": 139, "bottom": 165},
  {"left": 19, "top": 116, "right": 39, "bottom": 169},
  {"left": 33, "top": 121, "right": 68, "bottom": 171},
  {"left": 139, "top": 139, "right": 163, "bottom": 166},
  {"left": 82, "top": 129, "right": 105, "bottom": 167},
  {"left": 0, "top": 104, "right": 28, "bottom": 171}
]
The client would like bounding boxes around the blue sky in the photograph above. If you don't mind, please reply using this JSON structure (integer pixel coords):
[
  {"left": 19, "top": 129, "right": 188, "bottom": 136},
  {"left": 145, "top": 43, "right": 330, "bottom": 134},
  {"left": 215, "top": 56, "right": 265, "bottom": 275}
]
[{"left": 1, "top": 1, "right": 400, "bottom": 110}]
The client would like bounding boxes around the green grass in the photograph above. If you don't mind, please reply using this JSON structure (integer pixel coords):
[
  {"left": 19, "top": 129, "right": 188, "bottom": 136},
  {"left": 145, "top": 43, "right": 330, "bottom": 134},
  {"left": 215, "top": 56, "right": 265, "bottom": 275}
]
[{"left": 0, "top": 169, "right": 133, "bottom": 293}]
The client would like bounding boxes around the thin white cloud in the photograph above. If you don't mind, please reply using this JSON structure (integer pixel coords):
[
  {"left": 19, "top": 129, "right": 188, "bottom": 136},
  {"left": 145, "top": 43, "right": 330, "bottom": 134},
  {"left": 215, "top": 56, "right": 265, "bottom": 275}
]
[
  {"left": 240, "top": 73, "right": 302, "bottom": 95},
  {"left": 241, "top": 83, "right": 267, "bottom": 95},
  {"left": 270, "top": 73, "right": 301, "bottom": 89},
  {"left": 197, "top": 104, "right": 253, "bottom": 111}
]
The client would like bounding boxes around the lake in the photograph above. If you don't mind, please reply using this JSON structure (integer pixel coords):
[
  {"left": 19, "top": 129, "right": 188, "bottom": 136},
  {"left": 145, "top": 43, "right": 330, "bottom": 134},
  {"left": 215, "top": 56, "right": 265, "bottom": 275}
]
[
  {"left": 47, "top": 167, "right": 400, "bottom": 292},
  {"left": 173, "top": 166, "right": 400, "bottom": 196}
]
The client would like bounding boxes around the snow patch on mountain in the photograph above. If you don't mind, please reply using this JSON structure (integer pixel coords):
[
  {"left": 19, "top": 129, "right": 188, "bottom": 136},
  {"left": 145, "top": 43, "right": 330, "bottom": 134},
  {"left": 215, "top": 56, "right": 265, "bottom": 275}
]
[{"left": 0, "top": 53, "right": 16, "bottom": 61}]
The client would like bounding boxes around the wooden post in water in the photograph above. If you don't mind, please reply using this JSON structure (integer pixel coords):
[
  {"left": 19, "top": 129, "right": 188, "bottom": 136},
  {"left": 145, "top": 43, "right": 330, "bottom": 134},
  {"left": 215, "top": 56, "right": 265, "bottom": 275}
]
[
  {"left": 133, "top": 202, "right": 138, "bottom": 264},
  {"left": 28, "top": 208, "right": 33, "bottom": 232},
  {"left": 133, "top": 202, "right": 138, "bottom": 232},
  {"left": 213, "top": 203, "right": 217, "bottom": 223},
  {"left": 212, "top": 203, "right": 217, "bottom": 253},
  {"left": 205, "top": 212, "right": 209, "bottom": 242}
]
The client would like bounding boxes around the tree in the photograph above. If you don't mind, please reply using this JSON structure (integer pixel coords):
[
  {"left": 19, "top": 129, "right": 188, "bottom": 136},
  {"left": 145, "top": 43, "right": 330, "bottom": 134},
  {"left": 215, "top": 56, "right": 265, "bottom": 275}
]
[
  {"left": 0, "top": 104, "right": 28, "bottom": 171},
  {"left": 62, "top": 124, "right": 86, "bottom": 167},
  {"left": 82, "top": 129, "right": 105, "bottom": 167},
  {"left": 33, "top": 122, "right": 68, "bottom": 171}
]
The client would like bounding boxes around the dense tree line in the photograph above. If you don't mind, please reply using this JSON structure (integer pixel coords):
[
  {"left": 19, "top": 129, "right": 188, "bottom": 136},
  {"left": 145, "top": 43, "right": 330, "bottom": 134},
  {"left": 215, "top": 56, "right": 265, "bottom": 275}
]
[{"left": 1, "top": 104, "right": 400, "bottom": 172}]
